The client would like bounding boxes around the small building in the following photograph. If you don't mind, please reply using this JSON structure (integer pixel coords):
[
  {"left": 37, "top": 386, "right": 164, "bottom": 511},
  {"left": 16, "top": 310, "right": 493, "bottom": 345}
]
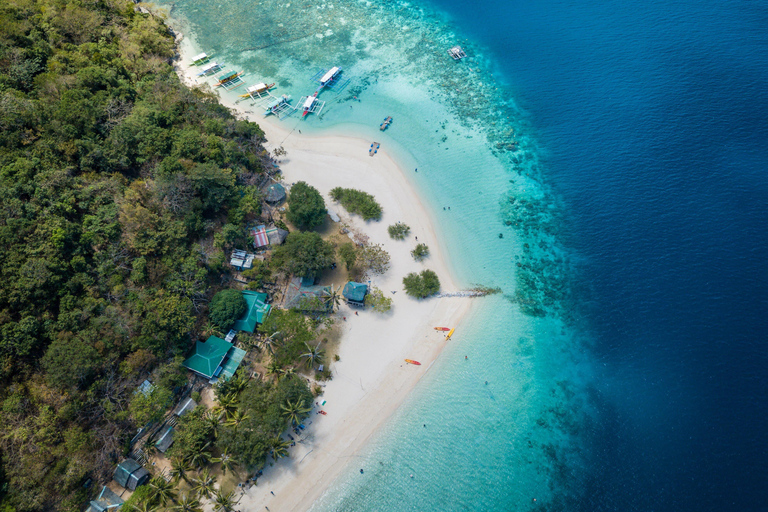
[
  {"left": 232, "top": 291, "right": 271, "bottom": 333},
  {"left": 173, "top": 397, "right": 198, "bottom": 417},
  {"left": 182, "top": 336, "right": 246, "bottom": 382},
  {"left": 230, "top": 249, "right": 255, "bottom": 270},
  {"left": 284, "top": 277, "right": 332, "bottom": 313},
  {"left": 266, "top": 226, "right": 288, "bottom": 245},
  {"left": 253, "top": 225, "right": 269, "bottom": 248},
  {"left": 85, "top": 486, "right": 124, "bottom": 512},
  {"left": 155, "top": 425, "right": 174, "bottom": 453},
  {"left": 265, "top": 183, "right": 286, "bottom": 205},
  {"left": 343, "top": 282, "right": 368, "bottom": 306},
  {"left": 113, "top": 459, "right": 150, "bottom": 491}
]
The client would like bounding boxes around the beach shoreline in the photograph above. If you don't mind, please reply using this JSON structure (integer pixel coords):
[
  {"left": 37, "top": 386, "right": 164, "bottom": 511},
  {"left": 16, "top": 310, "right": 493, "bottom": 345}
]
[{"left": 173, "top": 36, "right": 474, "bottom": 511}]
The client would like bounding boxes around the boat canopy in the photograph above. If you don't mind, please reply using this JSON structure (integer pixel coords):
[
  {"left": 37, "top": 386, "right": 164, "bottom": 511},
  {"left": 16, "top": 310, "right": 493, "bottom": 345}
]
[
  {"left": 192, "top": 52, "right": 208, "bottom": 62},
  {"left": 200, "top": 62, "right": 219, "bottom": 73},
  {"left": 247, "top": 83, "right": 268, "bottom": 93},
  {"left": 320, "top": 66, "right": 340, "bottom": 85},
  {"left": 303, "top": 96, "right": 316, "bottom": 109}
]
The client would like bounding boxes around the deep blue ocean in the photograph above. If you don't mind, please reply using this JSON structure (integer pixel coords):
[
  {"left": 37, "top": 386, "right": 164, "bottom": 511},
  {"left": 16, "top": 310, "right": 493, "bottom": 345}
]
[{"left": 435, "top": 0, "right": 768, "bottom": 509}]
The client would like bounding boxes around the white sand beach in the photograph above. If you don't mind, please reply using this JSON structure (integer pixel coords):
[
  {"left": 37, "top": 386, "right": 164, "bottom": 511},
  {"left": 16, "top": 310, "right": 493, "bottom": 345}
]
[{"left": 175, "top": 41, "right": 472, "bottom": 511}]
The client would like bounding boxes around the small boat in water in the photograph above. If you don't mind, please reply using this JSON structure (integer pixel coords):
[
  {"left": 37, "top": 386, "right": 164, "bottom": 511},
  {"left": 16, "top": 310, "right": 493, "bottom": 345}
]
[
  {"left": 380, "top": 116, "right": 393, "bottom": 131},
  {"left": 196, "top": 62, "right": 223, "bottom": 76},
  {"left": 214, "top": 71, "right": 243, "bottom": 87},
  {"left": 191, "top": 52, "right": 210, "bottom": 66},
  {"left": 264, "top": 95, "right": 290, "bottom": 116},
  {"left": 405, "top": 359, "right": 421, "bottom": 365},
  {"left": 434, "top": 327, "right": 451, "bottom": 331},
  {"left": 239, "top": 82, "right": 275, "bottom": 98},
  {"left": 302, "top": 92, "right": 318, "bottom": 117}
]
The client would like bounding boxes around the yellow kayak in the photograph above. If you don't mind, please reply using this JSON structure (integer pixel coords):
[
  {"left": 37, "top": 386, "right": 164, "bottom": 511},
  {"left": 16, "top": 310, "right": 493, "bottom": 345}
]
[{"left": 447, "top": 328, "right": 455, "bottom": 339}]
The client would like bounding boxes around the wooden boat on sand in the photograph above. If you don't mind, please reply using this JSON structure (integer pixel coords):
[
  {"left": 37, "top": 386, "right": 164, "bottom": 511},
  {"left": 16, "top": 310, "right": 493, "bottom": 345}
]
[
  {"left": 405, "top": 359, "right": 421, "bottom": 365},
  {"left": 369, "top": 142, "right": 380, "bottom": 156}
]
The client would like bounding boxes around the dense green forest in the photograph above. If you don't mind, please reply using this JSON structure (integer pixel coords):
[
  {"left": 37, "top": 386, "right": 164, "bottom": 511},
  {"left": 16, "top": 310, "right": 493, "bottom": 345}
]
[{"left": 0, "top": 0, "right": 272, "bottom": 509}]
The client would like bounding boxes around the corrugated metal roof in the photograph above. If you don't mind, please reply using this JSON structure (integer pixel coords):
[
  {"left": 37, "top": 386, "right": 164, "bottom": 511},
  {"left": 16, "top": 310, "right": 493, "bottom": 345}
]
[{"left": 182, "top": 336, "right": 231, "bottom": 378}]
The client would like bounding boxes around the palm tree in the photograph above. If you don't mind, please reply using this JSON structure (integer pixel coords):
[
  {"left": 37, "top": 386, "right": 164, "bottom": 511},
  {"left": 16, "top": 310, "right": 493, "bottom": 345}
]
[
  {"left": 229, "top": 372, "right": 249, "bottom": 395},
  {"left": 212, "top": 489, "right": 238, "bottom": 512},
  {"left": 280, "top": 398, "right": 312, "bottom": 427},
  {"left": 173, "top": 493, "right": 203, "bottom": 512},
  {"left": 191, "top": 468, "right": 216, "bottom": 499},
  {"left": 224, "top": 409, "right": 250, "bottom": 429},
  {"left": 204, "top": 410, "right": 221, "bottom": 438},
  {"left": 277, "top": 366, "right": 296, "bottom": 381},
  {"left": 270, "top": 436, "right": 291, "bottom": 460},
  {"left": 322, "top": 284, "right": 342, "bottom": 311},
  {"left": 126, "top": 503, "right": 154, "bottom": 512},
  {"left": 300, "top": 341, "right": 325, "bottom": 370},
  {"left": 266, "top": 360, "right": 282, "bottom": 378},
  {"left": 202, "top": 321, "right": 222, "bottom": 338},
  {"left": 260, "top": 331, "right": 284, "bottom": 355},
  {"left": 187, "top": 442, "right": 212, "bottom": 469},
  {"left": 216, "top": 392, "right": 239, "bottom": 415},
  {"left": 149, "top": 476, "right": 177, "bottom": 506},
  {"left": 169, "top": 457, "right": 194, "bottom": 485},
  {"left": 212, "top": 450, "right": 240, "bottom": 476}
]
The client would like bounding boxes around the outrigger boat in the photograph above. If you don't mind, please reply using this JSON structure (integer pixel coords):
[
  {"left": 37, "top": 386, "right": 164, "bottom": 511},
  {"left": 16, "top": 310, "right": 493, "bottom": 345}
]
[
  {"left": 264, "top": 95, "right": 290, "bottom": 116},
  {"left": 380, "top": 116, "right": 393, "bottom": 131},
  {"left": 191, "top": 52, "right": 210, "bottom": 66},
  {"left": 214, "top": 71, "right": 243, "bottom": 87},
  {"left": 239, "top": 82, "right": 275, "bottom": 98},
  {"left": 434, "top": 327, "right": 451, "bottom": 331},
  {"left": 448, "top": 45, "right": 467, "bottom": 60},
  {"left": 405, "top": 359, "right": 421, "bottom": 366},
  {"left": 319, "top": 66, "right": 341, "bottom": 87},
  {"left": 369, "top": 142, "right": 380, "bottom": 156},
  {"left": 196, "top": 62, "right": 223, "bottom": 77},
  {"left": 302, "top": 92, "right": 319, "bottom": 118}
]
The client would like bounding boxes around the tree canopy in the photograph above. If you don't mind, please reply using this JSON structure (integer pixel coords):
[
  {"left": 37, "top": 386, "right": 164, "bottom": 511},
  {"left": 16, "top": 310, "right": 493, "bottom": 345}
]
[
  {"left": 329, "top": 187, "right": 382, "bottom": 221},
  {"left": 209, "top": 289, "right": 247, "bottom": 330},
  {"left": 271, "top": 231, "right": 335, "bottom": 279},
  {"left": 403, "top": 270, "right": 441, "bottom": 298},
  {"left": 286, "top": 181, "right": 326, "bottom": 230}
]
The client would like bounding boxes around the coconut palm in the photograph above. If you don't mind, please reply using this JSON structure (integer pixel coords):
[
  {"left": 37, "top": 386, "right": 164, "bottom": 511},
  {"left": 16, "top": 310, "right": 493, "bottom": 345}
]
[
  {"left": 266, "top": 360, "right": 282, "bottom": 378},
  {"left": 277, "top": 366, "right": 296, "bottom": 381},
  {"left": 322, "top": 284, "right": 342, "bottom": 311},
  {"left": 216, "top": 392, "right": 239, "bottom": 415},
  {"left": 191, "top": 468, "right": 216, "bottom": 499},
  {"left": 149, "top": 476, "right": 177, "bottom": 506},
  {"left": 280, "top": 398, "right": 312, "bottom": 427},
  {"left": 212, "top": 489, "right": 238, "bottom": 512},
  {"left": 228, "top": 372, "right": 249, "bottom": 395},
  {"left": 172, "top": 493, "right": 203, "bottom": 512},
  {"left": 224, "top": 409, "right": 250, "bottom": 429},
  {"left": 202, "top": 321, "right": 222, "bottom": 338},
  {"left": 260, "top": 331, "right": 284, "bottom": 355},
  {"left": 187, "top": 442, "right": 212, "bottom": 469},
  {"left": 204, "top": 410, "right": 221, "bottom": 438},
  {"left": 300, "top": 341, "right": 325, "bottom": 370},
  {"left": 270, "top": 436, "right": 291, "bottom": 460},
  {"left": 212, "top": 450, "right": 240, "bottom": 476},
  {"left": 169, "top": 457, "right": 194, "bottom": 485}
]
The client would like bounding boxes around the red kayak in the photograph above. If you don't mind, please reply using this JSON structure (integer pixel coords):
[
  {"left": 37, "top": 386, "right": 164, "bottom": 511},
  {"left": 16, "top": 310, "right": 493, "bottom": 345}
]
[
  {"left": 405, "top": 359, "right": 421, "bottom": 365},
  {"left": 434, "top": 327, "right": 450, "bottom": 331}
]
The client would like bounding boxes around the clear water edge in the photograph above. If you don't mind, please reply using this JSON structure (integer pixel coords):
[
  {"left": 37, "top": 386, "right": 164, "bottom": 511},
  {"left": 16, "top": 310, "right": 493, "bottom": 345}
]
[{"left": 156, "top": 0, "right": 597, "bottom": 509}]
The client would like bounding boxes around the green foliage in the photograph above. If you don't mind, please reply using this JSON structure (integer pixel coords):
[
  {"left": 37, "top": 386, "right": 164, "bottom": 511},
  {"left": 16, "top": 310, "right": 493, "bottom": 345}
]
[
  {"left": 258, "top": 309, "right": 316, "bottom": 368},
  {"left": 167, "top": 405, "right": 214, "bottom": 463},
  {"left": 411, "top": 243, "right": 430, "bottom": 261},
  {"left": 129, "top": 385, "right": 173, "bottom": 426},
  {"left": 387, "top": 223, "right": 411, "bottom": 240},
  {"left": 359, "top": 244, "right": 391, "bottom": 276},
  {"left": 286, "top": 181, "right": 326, "bottom": 230},
  {"left": 271, "top": 231, "right": 335, "bottom": 279},
  {"left": 217, "top": 376, "right": 313, "bottom": 468},
  {"left": 403, "top": 270, "right": 441, "bottom": 298},
  {"left": 0, "top": 0, "right": 270, "bottom": 507},
  {"left": 242, "top": 260, "right": 272, "bottom": 290},
  {"left": 121, "top": 485, "right": 154, "bottom": 510},
  {"left": 337, "top": 242, "right": 357, "bottom": 270},
  {"left": 209, "top": 289, "right": 247, "bottom": 330},
  {"left": 364, "top": 286, "right": 393, "bottom": 313},
  {"left": 329, "top": 187, "right": 382, "bottom": 221}
]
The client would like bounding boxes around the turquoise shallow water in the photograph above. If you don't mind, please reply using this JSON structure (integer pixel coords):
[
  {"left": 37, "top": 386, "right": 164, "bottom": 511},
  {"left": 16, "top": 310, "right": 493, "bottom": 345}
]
[{"left": 159, "top": 0, "right": 594, "bottom": 508}]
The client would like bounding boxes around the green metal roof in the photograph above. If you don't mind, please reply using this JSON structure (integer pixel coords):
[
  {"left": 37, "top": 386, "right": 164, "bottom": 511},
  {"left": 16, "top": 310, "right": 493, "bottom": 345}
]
[
  {"left": 343, "top": 282, "right": 368, "bottom": 303},
  {"left": 182, "top": 336, "right": 231, "bottom": 378},
  {"left": 232, "top": 291, "right": 271, "bottom": 333},
  {"left": 220, "top": 346, "right": 247, "bottom": 380}
]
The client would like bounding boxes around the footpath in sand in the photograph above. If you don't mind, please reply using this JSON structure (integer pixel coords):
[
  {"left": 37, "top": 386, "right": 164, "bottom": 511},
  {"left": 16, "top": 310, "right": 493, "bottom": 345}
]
[{"left": 175, "top": 45, "right": 472, "bottom": 511}]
